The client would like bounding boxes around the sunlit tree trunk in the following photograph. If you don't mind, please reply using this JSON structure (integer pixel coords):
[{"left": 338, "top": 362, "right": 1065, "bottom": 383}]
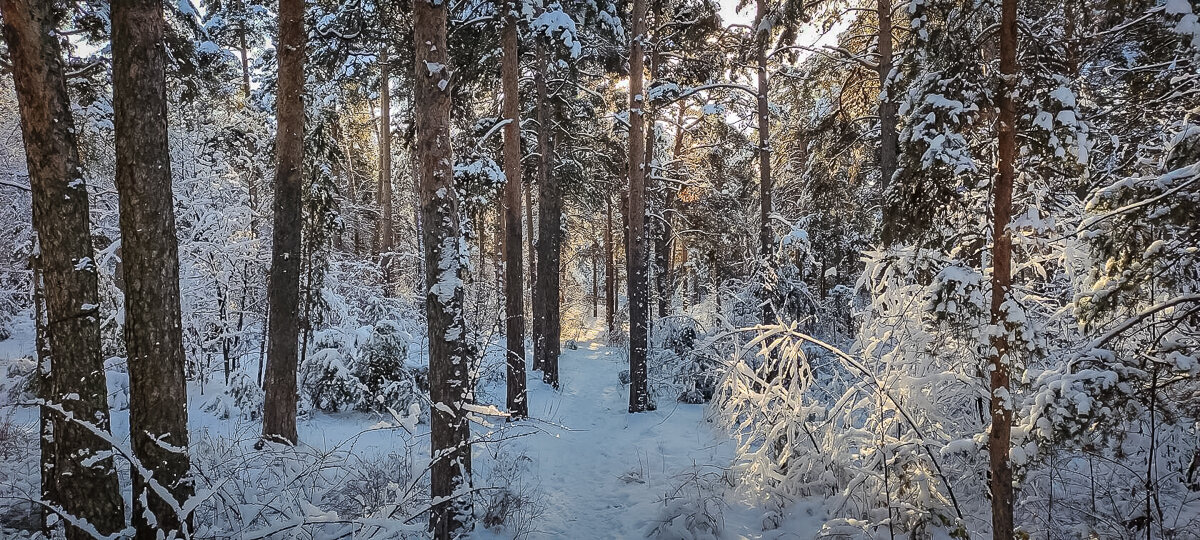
[
  {"left": 605, "top": 194, "right": 616, "bottom": 335},
  {"left": 532, "top": 36, "right": 562, "bottom": 386},
  {"left": 413, "top": 0, "right": 473, "bottom": 534},
  {"left": 112, "top": 0, "right": 193, "bottom": 534},
  {"left": 501, "top": 5, "right": 528, "bottom": 417},
  {"left": 262, "top": 0, "right": 305, "bottom": 445},
  {"left": 877, "top": 0, "right": 898, "bottom": 195},
  {"left": 626, "top": 0, "right": 652, "bottom": 412},
  {"left": 1, "top": 3, "right": 126, "bottom": 533},
  {"left": 379, "top": 45, "right": 394, "bottom": 255},
  {"left": 989, "top": 0, "right": 1018, "bottom": 536},
  {"left": 754, "top": 0, "right": 775, "bottom": 325}
]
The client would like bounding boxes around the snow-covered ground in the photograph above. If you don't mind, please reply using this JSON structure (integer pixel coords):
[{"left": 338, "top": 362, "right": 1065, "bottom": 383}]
[
  {"left": 0, "top": 314, "right": 825, "bottom": 538},
  {"left": 487, "top": 339, "right": 734, "bottom": 538}
]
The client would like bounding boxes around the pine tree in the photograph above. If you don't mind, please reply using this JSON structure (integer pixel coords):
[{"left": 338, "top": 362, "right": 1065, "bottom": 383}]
[
  {"left": 112, "top": 0, "right": 193, "bottom": 534},
  {"left": 988, "top": 0, "right": 1018, "bottom": 535},
  {"left": 500, "top": 0, "right": 528, "bottom": 417},
  {"left": 262, "top": 0, "right": 306, "bottom": 445},
  {"left": 413, "top": 0, "right": 474, "bottom": 533},
  {"left": 626, "top": 0, "right": 652, "bottom": 412},
  {"left": 0, "top": 0, "right": 125, "bottom": 535}
]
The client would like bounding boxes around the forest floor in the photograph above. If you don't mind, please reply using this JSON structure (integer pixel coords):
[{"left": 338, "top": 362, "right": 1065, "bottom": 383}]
[
  {"left": 487, "top": 337, "right": 736, "bottom": 538},
  {"left": 0, "top": 315, "right": 822, "bottom": 538}
]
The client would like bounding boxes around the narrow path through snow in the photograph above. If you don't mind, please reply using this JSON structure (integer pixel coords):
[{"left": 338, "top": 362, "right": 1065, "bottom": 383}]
[{"left": 493, "top": 339, "right": 736, "bottom": 539}]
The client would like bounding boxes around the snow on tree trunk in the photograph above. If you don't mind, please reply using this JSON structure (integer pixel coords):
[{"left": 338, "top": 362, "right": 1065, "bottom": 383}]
[
  {"left": 989, "top": 0, "right": 1018, "bottom": 536},
  {"left": 262, "top": 0, "right": 306, "bottom": 446},
  {"left": 112, "top": 0, "right": 193, "bottom": 533},
  {"left": 627, "top": 0, "right": 652, "bottom": 412},
  {"left": 501, "top": 6, "right": 528, "bottom": 417},
  {"left": 0, "top": 1, "right": 126, "bottom": 534},
  {"left": 413, "top": 0, "right": 474, "bottom": 534},
  {"left": 755, "top": 0, "right": 775, "bottom": 326}
]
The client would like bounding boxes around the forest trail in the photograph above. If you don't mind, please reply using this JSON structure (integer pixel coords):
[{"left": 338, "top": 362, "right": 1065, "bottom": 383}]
[{"left": 493, "top": 334, "right": 736, "bottom": 539}]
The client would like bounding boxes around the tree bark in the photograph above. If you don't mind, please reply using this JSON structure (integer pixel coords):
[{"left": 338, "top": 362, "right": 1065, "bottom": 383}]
[
  {"left": 877, "top": 0, "right": 898, "bottom": 196},
  {"left": 379, "top": 45, "right": 394, "bottom": 254},
  {"left": 262, "top": 0, "right": 305, "bottom": 445},
  {"left": 989, "top": 0, "right": 1018, "bottom": 537},
  {"left": 755, "top": 0, "right": 775, "bottom": 326},
  {"left": 501, "top": 6, "right": 527, "bottom": 418},
  {"left": 238, "top": 28, "right": 252, "bottom": 100},
  {"left": 112, "top": 0, "right": 193, "bottom": 535},
  {"left": 413, "top": 0, "right": 473, "bottom": 535},
  {"left": 654, "top": 105, "right": 686, "bottom": 319},
  {"left": 626, "top": 0, "right": 652, "bottom": 412},
  {"left": 1, "top": 2, "right": 126, "bottom": 536},
  {"left": 605, "top": 194, "right": 616, "bottom": 335},
  {"left": 531, "top": 38, "right": 562, "bottom": 386}
]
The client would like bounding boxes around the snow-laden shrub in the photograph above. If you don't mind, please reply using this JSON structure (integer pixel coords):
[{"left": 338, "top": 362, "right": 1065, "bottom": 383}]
[
  {"left": 480, "top": 451, "right": 544, "bottom": 537},
  {"left": 354, "top": 321, "right": 422, "bottom": 415},
  {"left": 649, "top": 317, "right": 723, "bottom": 404},
  {"left": 299, "top": 321, "right": 426, "bottom": 416},
  {"left": 202, "top": 370, "right": 265, "bottom": 419},
  {"left": 650, "top": 467, "right": 728, "bottom": 540},
  {"left": 301, "top": 346, "right": 362, "bottom": 413},
  {"left": 191, "top": 428, "right": 427, "bottom": 537}
]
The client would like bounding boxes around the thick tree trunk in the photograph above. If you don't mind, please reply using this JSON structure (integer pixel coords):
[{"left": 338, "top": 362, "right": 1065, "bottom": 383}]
[
  {"left": 626, "top": 0, "right": 652, "bottom": 412},
  {"left": 379, "top": 46, "right": 394, "bottom": 254},
  {"left": 413, "top": 0, "right": 473, "bottom": 535},
  {"left": 1, "top": 2, "right": 126, "bottom": 536},
  {"left": 112, "top": 0, "right": 193, "bottom": 535},
  {"left": 605, "top": 195, "right": 616, "bottom": 335},
  {"left": 877, "top": 0, "right": 898, "bottom": 195},
  {"left": 262, "top": 0, "right": 305, "bottom": 445},
  {"left": 755, "top": 0, "right": 775, "bottom": 326},
  {"left": 531, "top": 39, "right": 561, "bottom": 385},
  {"left": 989, "top": 0, "right": 1018, "bottom": 537},
  {"left": 501, "top": 8, "right": 528, "bottom": 418}
]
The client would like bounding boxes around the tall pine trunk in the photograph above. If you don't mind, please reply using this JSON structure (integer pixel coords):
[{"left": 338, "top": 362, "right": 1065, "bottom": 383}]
[
  {"left": 531, "top": 38, "right": 561, "bottom": 385},
  {"left": 1, "top": 2, "right": 125, "bottom": 533},
  {"left": 605, "top": 194, "right": 616, "bottom": 335},
  {"left": 989, "top": 0, "right": 1018, "bottom": 536},
  {"left": 754, "top": 0, "right": 775, "bottom": 326},
  {"left": 379, "top": 45, "right": 394, "bottom": 254},
  {"left": 626, "top": 0, "right": 652, "bottom": 412},
  {"left": 262, "top": 0, "right": 305, "bottom": 445},
  {"left": 414, "top": 0, "right": 473, "bottom": 535},
  {"left": 112, "top": 0, "right": 193, "bottom": 534},
  {"left": 877, "top": 0, "right": 898, "bottom": 195},
  {"left": 501, "top": 6, "right": 528, "bottom": 417}
]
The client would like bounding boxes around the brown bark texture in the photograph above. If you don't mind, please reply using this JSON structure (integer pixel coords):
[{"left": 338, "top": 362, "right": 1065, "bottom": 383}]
[
  {"left": 989, "top": 0, "right": 1018, "bottom": 536},
  {"left": 413, "top": 0, "right": 474, "bottom": 535},
  {"left": 532, "top": 40, "right": 562, "bottom": 388},
  {"left": 626, "top": 0, "right": 652, "bottom": 412},
  {"left": 112, "top": 0, "right": 194, "bottom": 535},
  {"left": 1, "top": 2, "right": 126, "bottom": 533},
  {"left": 262, "top": 0, "right": 305, "bottom": 445},
  {"left": 501, "top": 7, "right": 528, "bottom": 417}
]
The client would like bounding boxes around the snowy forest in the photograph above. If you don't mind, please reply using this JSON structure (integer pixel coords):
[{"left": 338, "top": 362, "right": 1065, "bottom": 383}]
[{"left": 0, "top": 0, "right": 1198, "bottom": 538}]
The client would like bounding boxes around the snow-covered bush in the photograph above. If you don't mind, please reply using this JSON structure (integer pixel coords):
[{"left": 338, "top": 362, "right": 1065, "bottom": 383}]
[
  {"left": 301, "top": 345, "right": 363, "bottom": 413},
  {"left": 191, "top": 429, "right": 427, "bottom": 537},
  {"left": 354, "top": 321, "right": 423, "bottom": 415},
  {"left": 650, "top": 467, "right": 729, "bottom": 540}
]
